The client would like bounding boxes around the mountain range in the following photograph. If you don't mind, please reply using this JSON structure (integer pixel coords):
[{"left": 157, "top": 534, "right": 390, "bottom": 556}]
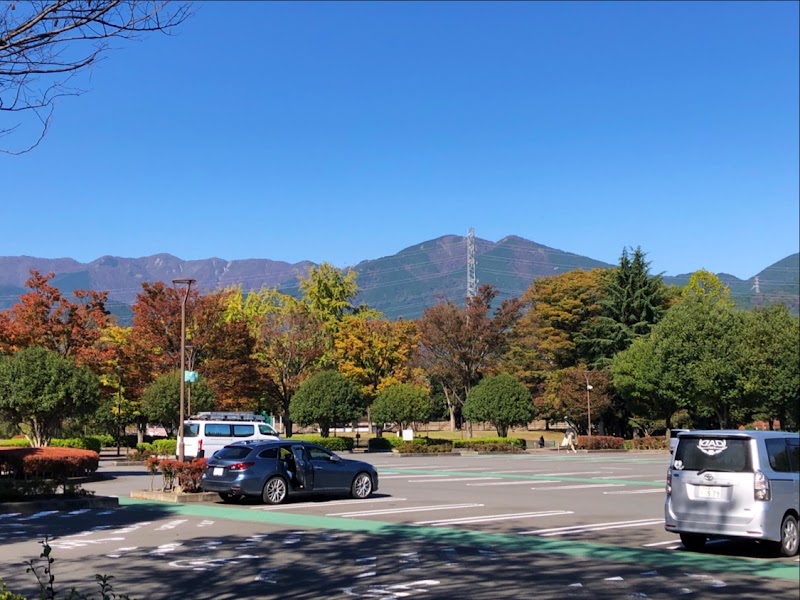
[{"left": 1, "top": 235, "right": 798, "bottom": 324}]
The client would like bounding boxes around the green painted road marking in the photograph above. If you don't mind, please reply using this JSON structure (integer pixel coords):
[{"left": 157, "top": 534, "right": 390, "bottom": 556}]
[{"left": 118, "top": 497, "right": 799, "bottom": 581}]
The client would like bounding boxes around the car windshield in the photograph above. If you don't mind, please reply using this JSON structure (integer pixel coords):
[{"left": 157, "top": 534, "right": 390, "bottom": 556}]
[
  {"left": 674, "top": 436, "right": 752, "bottom": 473},
  {"left": 214, "top": 446, "right": 254, "bottom": 460}
]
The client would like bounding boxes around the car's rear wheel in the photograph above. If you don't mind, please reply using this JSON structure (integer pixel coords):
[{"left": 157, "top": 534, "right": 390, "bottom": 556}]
[
  {"left": 680, "top": 533, "right": 707, "bottom": 551},
  {"left": 262, "top": 476, "right": 288, "bottom": 505},
  {"left": 351, "top": 472, "right": 373, "bottom": 499},
  {"left": 218, "top": 492, "right": 240, "bottom": 504},
  {"left": 778, "top": 514, "right": 799, "bottom": 557}
]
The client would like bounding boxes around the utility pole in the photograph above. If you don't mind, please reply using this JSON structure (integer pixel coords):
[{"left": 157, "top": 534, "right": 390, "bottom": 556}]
[{"left": 467, "top": 227, "right": 477, "bottom": 300}]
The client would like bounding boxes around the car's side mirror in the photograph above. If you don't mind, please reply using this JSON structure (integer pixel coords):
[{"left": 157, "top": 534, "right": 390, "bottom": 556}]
[{"left": 330, "top": 455, "right": 341, "bottom": 463}]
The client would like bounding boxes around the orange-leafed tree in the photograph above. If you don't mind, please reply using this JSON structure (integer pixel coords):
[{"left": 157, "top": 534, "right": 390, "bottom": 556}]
[{"left": 0, "top": 270, "right": 113, "bottom": 372}]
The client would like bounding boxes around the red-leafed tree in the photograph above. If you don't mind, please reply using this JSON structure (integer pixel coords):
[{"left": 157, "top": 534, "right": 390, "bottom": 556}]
[
  {"left": 191, "top": 290, "right": 265, "bottom": 412},
  {"left": 417, "top": 285, "right": 523, "bottom": 432},
  {"left": 0, "top": 270, "right": 113, "bottom": 372}
]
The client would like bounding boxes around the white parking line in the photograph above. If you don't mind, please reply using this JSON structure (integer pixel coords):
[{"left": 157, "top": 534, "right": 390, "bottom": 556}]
[
  {"left": 520, "top": 518, "right": 663, "bottom": 536},
  {"left": 530, "top": 483, "right": 625, "bottom": 491},
  {"left": 250, "top": 497, "right": 407, "bottom": 511},
  {"left": 642, "top": 540, "right": 681, "bottom": 547},
  {"left": 603, "top": 488, "right": 665, "bottom": 495},
  {"left": 415, "top": 510, "right": 573, "bottom": 526},
  {"left": 329, "top": 503, "right": 484, "bottom": 518},
  {"left": 467, "top": 480, "right": 560, "bottom": 486},
  {"left": 406, "top": 477, "right": 500, "bottom": 483}
]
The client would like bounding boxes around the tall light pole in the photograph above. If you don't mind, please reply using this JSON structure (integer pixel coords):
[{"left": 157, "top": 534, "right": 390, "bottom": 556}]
[
  {"left": 173, "top": 277, "right": 195, "bottom": 462},
  {"left": 584, "top": 372, "right": 593, "bottom": 441},
  {"left": 185, "top": 344, "right": 197, "bottom": 416}
]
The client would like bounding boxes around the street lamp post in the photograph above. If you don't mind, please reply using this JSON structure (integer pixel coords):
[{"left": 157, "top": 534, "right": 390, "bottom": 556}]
[
  {"left": 185, "top": 344, "right": 197, "bottom": 416},
  {"left": 584, "top": 372, "right": 593, "bottom": 441},
  {"left": 173, "top": 278, "right": 196, "bottom": 463},
  {"left": 116, "top": 368, "right": 123, "bottom": 457}
]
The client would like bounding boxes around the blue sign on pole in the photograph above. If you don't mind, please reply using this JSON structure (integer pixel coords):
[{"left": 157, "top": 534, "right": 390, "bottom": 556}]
[{"left": 184, "top": 370, "right": 198, "bottom": 383}]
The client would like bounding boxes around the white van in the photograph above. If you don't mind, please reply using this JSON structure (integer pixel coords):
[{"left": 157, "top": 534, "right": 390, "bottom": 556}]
[
  {"left": 665, "top": 429, "right": 800, "bottom": 556},
  {"left": 181, "top": 412, "right": 280, "bottom": 460}
]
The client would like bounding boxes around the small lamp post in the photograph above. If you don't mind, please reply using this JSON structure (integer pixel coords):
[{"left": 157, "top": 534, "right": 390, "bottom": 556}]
[
  {"left": 172, "top": 277, "right": 196, "bottom": 462},
  {"left": 116, "top": 368, "right": 123, "bottom": 457},
  {"left": 584, "top": 372, "right": 593, "bottom": 441}
]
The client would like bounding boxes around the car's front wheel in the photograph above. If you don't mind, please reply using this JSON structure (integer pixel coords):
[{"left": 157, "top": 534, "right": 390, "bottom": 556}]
[
  {"left": 262, "top": 476, "right": 288, "bottom": 505},
  {"left": 680, "top": 533, "right": 707, "bottom": 551},
  {"left": 351, "top": 472, "right": 373, "bottom": 499},
  {"left": 778, "top": 514, "right": 799, "bottom": 557}
]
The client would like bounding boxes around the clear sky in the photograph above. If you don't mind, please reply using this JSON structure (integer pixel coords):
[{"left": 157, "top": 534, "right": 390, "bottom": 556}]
[{"left": 2, "top": 1, "right": 798, "bottom": 280}]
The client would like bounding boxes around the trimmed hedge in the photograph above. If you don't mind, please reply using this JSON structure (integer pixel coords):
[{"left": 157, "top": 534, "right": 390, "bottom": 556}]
[
  {"left": 299, "top": 436, "right": 354, "bottom": 452},
  {"left": 396, "top": 437, "right": 454, "bottom": 453},
  {"left": 452, "top": 437, "right": 527, "bottom": 452},
  {"left": 631, "top": 436, "right": 669, "bottom": 450},
  {"left": 575, "top": 435, "right": 625, "bottom": 450},
  {"left": 50, "top": 437, "right": 102, "bottom": 453},
  {"left": 367, "top": 437, "right": 403, "bottom": 452},
  {"left": 0, "top": 438, "right": 30, "bottom": 448},
  {"left": 0, "top": 447, "right": 99, "bottom": 478}
]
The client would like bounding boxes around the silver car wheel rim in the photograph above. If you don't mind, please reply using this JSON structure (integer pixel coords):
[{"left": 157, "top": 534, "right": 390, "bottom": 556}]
[
  {"left": 355, "top": 475, "right": 371, "bottom": 497},
  {"left": 268, "top": 479, "right": 286, "bottom": 503},
  {"left": 784, "top": 518, "right": 798, "bottom": 554}
]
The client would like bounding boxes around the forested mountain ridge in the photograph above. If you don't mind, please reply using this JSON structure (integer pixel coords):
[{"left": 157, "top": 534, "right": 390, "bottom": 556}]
[{"left": 0, "top": 236, "right": 797, "bottom": 322}]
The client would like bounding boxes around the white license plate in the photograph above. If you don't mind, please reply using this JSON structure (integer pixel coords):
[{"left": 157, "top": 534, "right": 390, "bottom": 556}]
[
  {"left": 698, "top": 486, "right": 721, "bottom": 499},
  {"left": 213, "top": 467, "right": 224, "bottom": 476}
]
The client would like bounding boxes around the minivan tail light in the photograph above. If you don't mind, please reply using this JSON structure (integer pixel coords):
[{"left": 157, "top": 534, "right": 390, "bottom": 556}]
[
  {"left": 198, "top": 439, "right": 203, "bottom": 452},
  {"left": 228, "top": 462, "right": 255, "bottom": 472},
  {"left": 665, "top": 469, "right": 672, "bottom": 496},
  {"left": 754, "top": 470, "right": 771, "bottom": 501}
]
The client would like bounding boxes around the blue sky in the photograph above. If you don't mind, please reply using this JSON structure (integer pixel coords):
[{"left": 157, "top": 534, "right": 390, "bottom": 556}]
[{"left": 2, "top": 1, "right": 798, "bottom": 280}]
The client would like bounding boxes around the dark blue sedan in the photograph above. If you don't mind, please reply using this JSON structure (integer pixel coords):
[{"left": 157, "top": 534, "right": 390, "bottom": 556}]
[{"left": 200, "top": 440, "right": 379, "bottom": 504}]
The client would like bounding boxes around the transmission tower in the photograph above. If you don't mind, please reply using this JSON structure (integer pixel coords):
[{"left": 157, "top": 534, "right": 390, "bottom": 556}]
[
  {"left": 467, "top": 227, "right": 477, "bottom": 299},
  {"left": 751, "top": 276, "right": 761, "bottom": 294}
]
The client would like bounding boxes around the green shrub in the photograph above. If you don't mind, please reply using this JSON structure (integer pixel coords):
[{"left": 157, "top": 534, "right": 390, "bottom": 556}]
[
  {"left": 153, "top": 438, "right": 177, "bottom": 455},
  {"left": 396, "top": 438, "right": 453, "bottom": 453},
  {"left": 86, "top": 434, "right": 116, "bottom": 448},
  {"left": 367, "top": 437, "right": 395, "bottom": 452},
  {"left": 452, "top": 437, "right": 527, "bottom": 452},
  {"left": 301, "top": 435, "right": 354, "bottom": 452},
  {"left": 0, "top": 438, "right": 30, "bottom": 447},
  {"left": 50, "top": 437, "right": 102, "bottom": 453},
  {"left": 0, "top": 579, "right": 26, "bottom": 600}
]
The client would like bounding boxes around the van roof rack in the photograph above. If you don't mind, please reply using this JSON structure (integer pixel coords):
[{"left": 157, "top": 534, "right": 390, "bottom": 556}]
[{"left": 189, "top": 412, "right": 266, "bottom": 422}]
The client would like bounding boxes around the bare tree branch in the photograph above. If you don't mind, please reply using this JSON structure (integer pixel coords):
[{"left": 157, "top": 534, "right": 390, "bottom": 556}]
[{"left": 1, "top": 0, "right": 192, "bottom": 154}]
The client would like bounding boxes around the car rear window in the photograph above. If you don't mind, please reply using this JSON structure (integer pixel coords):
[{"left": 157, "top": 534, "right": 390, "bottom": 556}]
[
  {"left": 214, "top": 446, "right": 253, "bottom": 460},
  {"left": 674, "top": 436, "right": 752, "bottom": 473}
]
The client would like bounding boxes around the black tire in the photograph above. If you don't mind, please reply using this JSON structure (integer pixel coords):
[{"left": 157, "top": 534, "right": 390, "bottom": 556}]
[
  {"left": 778, "top": 514, "right": 799, "bottom": 557},
  {"left": 262, "top": 476, "right": 288, "bottom": 505},
  {"left": 680, "top": 533, "right": 707, "bottom": 551},
  {"left": 351, "top": 472, "right": 373, "bottom": 499},
  {"left": 218, "top": 492, "right": 240, "bottom": 504}
]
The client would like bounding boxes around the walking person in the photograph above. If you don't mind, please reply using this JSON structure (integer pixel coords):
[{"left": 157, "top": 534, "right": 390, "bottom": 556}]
[{"left": 566, "top": 427, "right": 577, "bottom": 453}]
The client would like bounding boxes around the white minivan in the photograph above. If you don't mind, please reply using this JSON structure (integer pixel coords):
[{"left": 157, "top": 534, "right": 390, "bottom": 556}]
[
  {"left": 665, "top": 429, "right": 799, "bottom": 557},
  {"left": 181, "top": 412, "right": 280, "bottom": 460}
]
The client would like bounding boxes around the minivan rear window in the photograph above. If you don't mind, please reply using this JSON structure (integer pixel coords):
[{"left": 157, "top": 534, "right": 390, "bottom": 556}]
[
  {"left": 674, "top": 436, "right": 752, "bottom": 473},
  {"left": 765, "top": 438, "right": 800, "bottom": 473}
]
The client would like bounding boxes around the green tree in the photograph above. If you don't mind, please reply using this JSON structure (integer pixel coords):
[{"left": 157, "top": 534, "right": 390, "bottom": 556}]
[
  {"left": 463, "top": 373, "right": 534, "bottom": 437},
  {"left": 738, "top": 304, "right": 800, "bottom": 430},
  {"left": 299, "top": 263, "right": 360, "bottom": 331},
  {"left": 140, "top": 371, "right": 215, "bottom": 436},
  {"left": 371, "top": 383, "right": 432, "bottom": 432},
  {"left": 290, "top": 371, "right": 366, "bottom": 437},
  {"left": 0, "top": 346, "right": 100, "bottom": 446}
]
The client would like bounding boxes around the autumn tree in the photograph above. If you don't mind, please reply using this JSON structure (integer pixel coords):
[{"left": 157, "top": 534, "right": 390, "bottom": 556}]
[
  {"left": 334, "top": 315, "right": 422, "bottom": 432},
  {"left": 290, "top": 370, "right": 366, "bottom": 437},
  {"left": 1, "top": 0, "right": 191, "bottom": 154},
  {"left": 191, "top": 289, "right": 264, "bottom": 412},
  {"left": 417, "top": 285, "right": 522, "bottom": 431},
  {"left": 299, "top": 262, "right": 361, "bottom": 332},
  {"left": 253, "top": 295, "right": 329, "bottom": 437},
  {"left": 463, "top": 373, "right": 533, "bottom": 437},
  {"left": 0, "top": 345, "right": 100, "bottom": 446},
  {"left": 371, "top": 383, "right": 432, "bottom": 432},
  {"left": 0, "top": 270, "right": 113, "bottom": 371}
]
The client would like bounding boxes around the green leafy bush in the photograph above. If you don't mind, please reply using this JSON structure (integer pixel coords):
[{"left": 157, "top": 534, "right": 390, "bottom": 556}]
[
  {"left": 0, "top": 438, "right": 30, "bottom": 447},
  {"left": 452, "top": 437, "right": 527, "bottom": 452},
  {"left": 367, "top": 437, "right": 401, "bottom": 452},
  {"left": 85, "top": 434, "right": 115, "bottom": 448},
  {"left": 301, "top": 435, "right": 354, "bottom": 452},
  {"left": 50, "top": 437, "right": 102, "bottom": 452},
  {"left": 396, "top": 437, "right": 453, "bottom": 453}
]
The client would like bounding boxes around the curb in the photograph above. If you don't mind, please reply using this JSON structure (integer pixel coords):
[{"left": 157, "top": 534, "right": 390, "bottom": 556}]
[
  {"left": 130, "top": 490, "right": 218, "bottom": 503},
  {"left": 0, "top": 495, "right": 119, "bottom": 515}
]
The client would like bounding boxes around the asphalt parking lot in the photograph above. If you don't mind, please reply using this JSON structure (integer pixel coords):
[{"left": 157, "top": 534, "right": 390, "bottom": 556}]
[{"left": 0, "top": 451, "right": 798, "bottom": 599}]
